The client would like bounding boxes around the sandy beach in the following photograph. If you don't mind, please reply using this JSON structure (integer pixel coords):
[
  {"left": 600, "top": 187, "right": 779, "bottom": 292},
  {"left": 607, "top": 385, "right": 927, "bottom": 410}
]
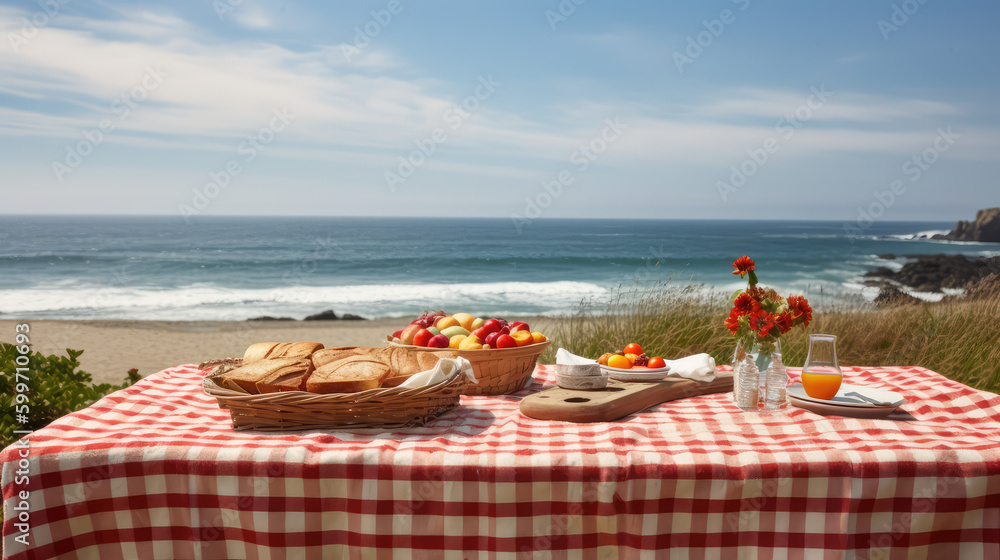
[{"left": 1, "top": 318, "right": 559, "bottom": 386}]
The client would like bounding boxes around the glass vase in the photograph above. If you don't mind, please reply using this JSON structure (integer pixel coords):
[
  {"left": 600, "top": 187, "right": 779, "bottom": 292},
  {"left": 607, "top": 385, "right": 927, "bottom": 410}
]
[{"left": 732, "top": 338, "right": 789, "bottom": 412}]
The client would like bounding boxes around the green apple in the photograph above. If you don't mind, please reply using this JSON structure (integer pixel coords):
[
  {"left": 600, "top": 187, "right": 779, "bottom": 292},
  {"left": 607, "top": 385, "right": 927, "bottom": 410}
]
[
  {"left": 427, "top": 326, "right": 440, "bottom": 335},
  {"left": 471, "top": 317, "right": 485, "bottom": 330}
]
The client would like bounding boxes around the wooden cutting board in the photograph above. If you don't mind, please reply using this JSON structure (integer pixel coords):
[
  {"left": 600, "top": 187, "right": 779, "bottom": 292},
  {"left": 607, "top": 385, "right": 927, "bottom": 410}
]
[{"left": 519, "top": 371, "right": 733, "bottom": 423}]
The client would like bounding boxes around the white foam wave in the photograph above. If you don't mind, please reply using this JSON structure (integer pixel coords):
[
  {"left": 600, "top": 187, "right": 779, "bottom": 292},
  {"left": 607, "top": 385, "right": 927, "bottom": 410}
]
[
  {"left": 887, "top": 229, "right": 949, "bottom": 241},
  {"left": 0, "top": 281, "right": 611, "bottom": 321}
]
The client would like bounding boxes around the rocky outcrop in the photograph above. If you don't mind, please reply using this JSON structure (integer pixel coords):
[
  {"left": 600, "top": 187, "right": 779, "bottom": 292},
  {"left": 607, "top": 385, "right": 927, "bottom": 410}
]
[
  {"left": 872, "top": 284, "right": 921, "bottom": 306},
  {"left": 303, "top": 310, "right": 366, "bottom": 321},
  {"left": 865, "top": 254, "right": 1000, "bottom": 293},
  {"left": 934, "top": 207, "right": 1000, "bottom": 243}
]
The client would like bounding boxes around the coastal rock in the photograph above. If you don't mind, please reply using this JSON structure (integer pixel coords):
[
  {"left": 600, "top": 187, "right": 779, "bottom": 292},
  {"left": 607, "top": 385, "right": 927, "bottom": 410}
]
[
  {"left": 864, "top": 254, "right": 1000, "bottom": 293},
  {"left": 303, "top": 310, "right": 367, "bottom": 321},
  {"left": 248, "top": 316, "right": 296, "bottom": 321},
  {"left": 933, "top": 207, "right": 1000, "bottom": 243},
  {"left": 304, "top": 310, "right": 338, "bottom": 321},
  {"left": 873, "top": 284, "right": 921, "bottom": 307}
]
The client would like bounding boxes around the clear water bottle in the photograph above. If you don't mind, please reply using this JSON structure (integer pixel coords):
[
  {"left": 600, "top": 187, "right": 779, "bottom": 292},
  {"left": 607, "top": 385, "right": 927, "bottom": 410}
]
[
  {"left": 761, "top": 350, "right": 788, "bottom": 411},
  {"left": 733, "top": 341, "right": 760, "bottom": 411}
]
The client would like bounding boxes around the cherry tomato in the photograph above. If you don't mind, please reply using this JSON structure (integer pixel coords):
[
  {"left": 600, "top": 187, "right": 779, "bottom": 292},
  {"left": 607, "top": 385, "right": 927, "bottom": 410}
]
[
  {"left": 623, "top": 343, "right": 643, "bottom": 355},
  {"left": 648, "top": 356, "right": 666, "bottom": 369}
]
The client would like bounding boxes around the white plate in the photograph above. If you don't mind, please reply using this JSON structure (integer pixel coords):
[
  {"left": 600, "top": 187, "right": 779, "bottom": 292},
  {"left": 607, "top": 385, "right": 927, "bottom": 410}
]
[
  {"left": 599, "top": 364, "right": 670, "bottom": 382},
  {"left": 788, "top": 383, "right": 905, "bottom": 408},
  {"left": 789, "top": 396, "right": 901, "bottom": 419}
]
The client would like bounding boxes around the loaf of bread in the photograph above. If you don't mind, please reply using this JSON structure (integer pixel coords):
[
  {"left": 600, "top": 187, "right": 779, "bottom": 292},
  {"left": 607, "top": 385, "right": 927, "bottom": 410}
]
[
  {"left": 243, "top": 342, "right": 324, "bottom": 363},
  {"left": 306, "top": 357, "right": 392, "bottom": 393},
  {"left": 222, "top": 357, "right": 314, "bottom": 394},
  {"left": 382, "top": 349, "right": 457, "bottom": 387}
]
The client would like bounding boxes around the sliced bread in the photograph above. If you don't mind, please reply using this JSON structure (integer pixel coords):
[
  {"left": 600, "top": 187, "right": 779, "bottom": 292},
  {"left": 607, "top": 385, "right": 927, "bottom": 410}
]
[
  {"left": 306, "top": 357, "right": 391, "bottom": 394},
  {"left": 311, "top": 346, "right": 372, "bottom": 369},
  {"left": 222, "top": 358, "right": 314, "bottom": 394}
]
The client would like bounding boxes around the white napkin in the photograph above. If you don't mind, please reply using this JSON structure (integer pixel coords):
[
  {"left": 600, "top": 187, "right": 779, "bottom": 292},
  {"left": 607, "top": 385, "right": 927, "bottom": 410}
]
[
  {"left": 555, "top": 348, "right": 597, "bottom": 365},
  {"left": 664, "top": 354, "right": 716, "bottom": 382},
  {"left": 398, "top": 357, "right": 478, "bottom": 388}
]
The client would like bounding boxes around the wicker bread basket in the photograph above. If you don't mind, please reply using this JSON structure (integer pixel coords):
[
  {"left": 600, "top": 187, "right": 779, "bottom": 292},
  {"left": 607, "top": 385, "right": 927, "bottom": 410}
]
[
  {"left": 202, "top": 359, "right": 468, "bottom": 431},
  {"left": 386, "top": 339, "right": 549, "bottom": 396}
]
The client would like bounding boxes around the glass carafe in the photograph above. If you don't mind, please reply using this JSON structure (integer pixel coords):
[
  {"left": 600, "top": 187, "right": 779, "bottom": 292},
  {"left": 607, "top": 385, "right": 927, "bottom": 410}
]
[{"left": 801, "top": 334, "right": 843, "bottom": 400}]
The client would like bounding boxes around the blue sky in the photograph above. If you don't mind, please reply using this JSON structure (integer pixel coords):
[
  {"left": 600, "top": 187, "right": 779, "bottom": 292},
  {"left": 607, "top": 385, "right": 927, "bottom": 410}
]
[{"left": 1, "top": 0, "right": 998, "bottom": 220}]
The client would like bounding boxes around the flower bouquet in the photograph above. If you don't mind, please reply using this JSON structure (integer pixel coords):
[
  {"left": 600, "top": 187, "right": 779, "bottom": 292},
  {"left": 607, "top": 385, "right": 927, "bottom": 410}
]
[{"left": 726, "top": 256, "right": 812, "bottom": 411}]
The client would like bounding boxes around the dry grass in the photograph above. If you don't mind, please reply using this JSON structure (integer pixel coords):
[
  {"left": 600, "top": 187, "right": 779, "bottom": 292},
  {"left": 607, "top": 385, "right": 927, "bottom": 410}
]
[{"left": 540, "top": 286, "right": 1000, "bottom": 395}]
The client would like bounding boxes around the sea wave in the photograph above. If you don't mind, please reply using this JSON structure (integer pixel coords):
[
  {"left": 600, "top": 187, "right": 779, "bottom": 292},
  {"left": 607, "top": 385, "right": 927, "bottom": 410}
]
[
  {"left": 0, "top": 281, "right": 612, "bottom": 321},
  {"left": 886, "top": 229, "right": 950, "bottom": 241}
]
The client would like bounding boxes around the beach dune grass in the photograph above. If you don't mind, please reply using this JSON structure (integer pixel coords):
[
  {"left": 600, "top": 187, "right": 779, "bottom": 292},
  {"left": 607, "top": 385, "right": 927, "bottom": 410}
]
[{"left": 541, "top": 286, "right": 1000, "bottom": 395}]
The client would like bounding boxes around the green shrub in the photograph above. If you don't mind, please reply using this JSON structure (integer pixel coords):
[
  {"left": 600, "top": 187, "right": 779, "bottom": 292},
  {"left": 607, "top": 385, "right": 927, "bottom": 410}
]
[{"left": 1, "top": 343, "right": 140, "bottom": 449}]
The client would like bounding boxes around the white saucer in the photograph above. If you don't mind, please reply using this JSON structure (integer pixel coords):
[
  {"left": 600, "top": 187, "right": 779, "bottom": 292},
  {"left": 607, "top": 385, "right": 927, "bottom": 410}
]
[
  {"left": 788, "top": 383, "right": 905, "bottom": 408},
  {"left": 599, "top": 364, "right": 670, "bottom": 382}
]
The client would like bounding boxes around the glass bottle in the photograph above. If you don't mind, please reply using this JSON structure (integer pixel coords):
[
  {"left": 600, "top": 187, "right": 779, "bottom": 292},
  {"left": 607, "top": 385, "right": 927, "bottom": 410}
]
[{"left": 801, "top": 334, "right": 843, "bottom": 400}]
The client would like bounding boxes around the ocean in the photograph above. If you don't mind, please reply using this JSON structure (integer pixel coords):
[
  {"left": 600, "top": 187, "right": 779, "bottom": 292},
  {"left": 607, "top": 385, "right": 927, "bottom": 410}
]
[{"left": 1, "top": 215, "right": 996, "bottom": 321}]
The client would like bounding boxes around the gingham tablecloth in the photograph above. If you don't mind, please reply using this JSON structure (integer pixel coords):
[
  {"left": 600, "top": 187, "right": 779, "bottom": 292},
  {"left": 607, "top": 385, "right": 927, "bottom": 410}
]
[{"left": 3, "top": 364, "right": 1000, "bottom": 559}]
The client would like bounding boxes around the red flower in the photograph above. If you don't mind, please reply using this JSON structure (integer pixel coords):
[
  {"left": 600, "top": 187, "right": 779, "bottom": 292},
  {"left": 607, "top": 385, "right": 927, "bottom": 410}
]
[
  {"left": 749, "top": 309, "right": 776, "bottom": 337},
  {"left": 724, "top": 309, "right": 741, "bottom": 334},
  {"left": 732, "top": 256, "right": 755, "bottom": 277},
  {"left": 774, "top": 312, "right": 794, "bottom": 334},
  {"left": 732, "top": 292, "right": 759, "bottom": 316},
  {"left": 786, "top": 296, "right": 813, "bottom": 328}
]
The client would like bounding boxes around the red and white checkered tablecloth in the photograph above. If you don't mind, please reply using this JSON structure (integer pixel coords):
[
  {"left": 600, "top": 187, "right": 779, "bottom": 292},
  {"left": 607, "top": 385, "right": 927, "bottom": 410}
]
[{"left": 3, "top": 364, "right": 1000, "bottom": 559}]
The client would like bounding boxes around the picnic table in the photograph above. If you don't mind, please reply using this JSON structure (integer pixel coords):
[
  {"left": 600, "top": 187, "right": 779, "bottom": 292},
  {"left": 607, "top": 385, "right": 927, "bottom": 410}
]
[{"left": 3, "top": 364, "right": 999, "bottom": 559}]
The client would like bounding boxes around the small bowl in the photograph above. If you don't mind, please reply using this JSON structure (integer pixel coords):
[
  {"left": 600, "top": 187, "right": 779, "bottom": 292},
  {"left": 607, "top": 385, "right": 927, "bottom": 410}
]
[{"left": 555, "top": 363, "right": 602, "bottom": 377}]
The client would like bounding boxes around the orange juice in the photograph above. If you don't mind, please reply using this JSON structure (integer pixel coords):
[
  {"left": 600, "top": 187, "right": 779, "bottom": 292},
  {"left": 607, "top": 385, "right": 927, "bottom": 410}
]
[{"left": 801, "top": 367, "right": 843, "bottom": 400}]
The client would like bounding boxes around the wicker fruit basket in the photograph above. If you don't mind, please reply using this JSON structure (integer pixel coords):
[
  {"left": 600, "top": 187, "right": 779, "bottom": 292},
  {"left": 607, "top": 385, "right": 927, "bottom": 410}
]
[
  {"left": 386, "top": 339, "right": 549, "bottom": 396},
  {"left": 202, "top": 359, "right": 468, "bottom": 431}
]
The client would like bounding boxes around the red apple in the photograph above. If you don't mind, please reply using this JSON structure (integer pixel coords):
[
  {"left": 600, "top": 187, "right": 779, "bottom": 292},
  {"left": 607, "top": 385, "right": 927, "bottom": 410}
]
[
  {"left": 413, "top": 328, "right": 434, "bottom": 347},
  {"left": 399, "top": 324, "right": 422, "bottom": 345},
  {"left": 493, "top": 318, "right": 509, "bottom": 328},
  {"left": 427, "top": 334, "right": 450, "bottom": 348},
  {"left": 509, "top": 321, "right": 530, "bottom": 333},
  {"left": 480, "top": 319, "right": 503, "bottom": 336},
  {"left": 495, "top": 334, "right": 518, "bottom": 349},
  {"left": 471, "top": 327, "right": 490, "bottom": 341},
  {"left": 391, "top": 329, "right": 404, "bottom": 339},
  {"left": 484, "top": 332, "right": 502, "bottom": 347}
]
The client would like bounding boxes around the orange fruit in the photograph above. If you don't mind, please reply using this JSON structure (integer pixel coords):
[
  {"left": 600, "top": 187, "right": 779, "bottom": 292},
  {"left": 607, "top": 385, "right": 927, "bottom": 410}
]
[
  {"left": 511, "top": 330, "right": 534, "bottom": 347},
  {"left": 530, "top": 331, "right": 547, "bottom": 344},
  {"left": 624, "top": 353, "right": 639, "bottom": 364},
  {"left": 607, "top": 354, "right": 632, "bottom": 369}
]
